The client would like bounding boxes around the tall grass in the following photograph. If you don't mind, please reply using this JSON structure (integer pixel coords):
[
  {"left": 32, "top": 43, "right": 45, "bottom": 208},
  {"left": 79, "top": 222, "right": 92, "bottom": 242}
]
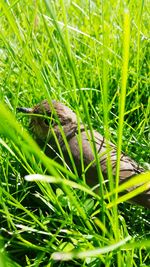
[{"left": 0, "top": 0, "right": 150, "bottom": 266}]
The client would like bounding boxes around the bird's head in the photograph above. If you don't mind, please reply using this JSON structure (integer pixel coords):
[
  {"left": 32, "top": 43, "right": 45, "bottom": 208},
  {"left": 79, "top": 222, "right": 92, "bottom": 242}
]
[{"left": 17, "top": 100, "right": 77, "bottom": 141}]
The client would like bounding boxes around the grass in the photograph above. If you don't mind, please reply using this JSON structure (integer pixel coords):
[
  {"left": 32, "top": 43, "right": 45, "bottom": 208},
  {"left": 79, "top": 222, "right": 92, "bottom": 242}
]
[{"left": 0, "top": 0, "right": 150, "bottom": 266}]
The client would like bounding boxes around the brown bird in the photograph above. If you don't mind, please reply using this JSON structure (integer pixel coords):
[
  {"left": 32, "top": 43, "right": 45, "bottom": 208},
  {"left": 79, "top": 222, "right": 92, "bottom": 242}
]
[{"left": 17, "top": 99, "right": 150, "bottom": 209}]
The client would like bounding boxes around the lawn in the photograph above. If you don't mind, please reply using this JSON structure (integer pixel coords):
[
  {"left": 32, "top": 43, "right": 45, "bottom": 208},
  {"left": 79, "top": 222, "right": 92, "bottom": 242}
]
[{"left": 0, "top": 0, "right": 150, "bottom": 266}]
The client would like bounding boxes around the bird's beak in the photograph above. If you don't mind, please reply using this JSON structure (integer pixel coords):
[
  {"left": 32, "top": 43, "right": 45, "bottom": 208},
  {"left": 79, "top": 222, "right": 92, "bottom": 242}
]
[{"left": 16, "top": 107, "right": 33, "bottom": 113}]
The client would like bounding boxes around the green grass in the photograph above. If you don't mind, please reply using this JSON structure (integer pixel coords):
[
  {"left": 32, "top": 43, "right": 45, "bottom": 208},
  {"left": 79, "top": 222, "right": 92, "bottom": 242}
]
[{"left": 0, "top": 0, "right": 150, "bottom": 266}]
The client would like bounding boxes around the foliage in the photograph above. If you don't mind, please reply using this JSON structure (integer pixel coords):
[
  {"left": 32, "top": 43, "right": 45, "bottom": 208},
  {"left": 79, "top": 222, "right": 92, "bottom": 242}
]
[{"left": 0, "top": 0, "right": 150, "bottom": 266}]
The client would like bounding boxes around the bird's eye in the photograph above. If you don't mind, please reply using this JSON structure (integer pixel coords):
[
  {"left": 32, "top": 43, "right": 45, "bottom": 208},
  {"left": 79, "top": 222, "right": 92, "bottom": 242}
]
[{"left": 44, "top": 118, "right": 49, "bottom": 126}]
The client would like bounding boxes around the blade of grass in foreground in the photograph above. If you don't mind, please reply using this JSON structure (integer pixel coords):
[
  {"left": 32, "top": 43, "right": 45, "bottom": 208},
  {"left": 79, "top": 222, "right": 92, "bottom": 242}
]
[
  {"left": 0, "top": 234, "right": 21, "bottom": 267},
  {"left": 51, "top": 236, "right": 131, "bottom": 261},
  {"left": 114, "top": 8, "right": 130, "bottom": 267},
  {"left": 116, "top": 8, "right": 130, "bottom": 200},
  {"left": 115, "top": 6, "right": 130, "bottom": 225},
  {"left": 106, "top": 172, "right": 150, "bottom": 199}
]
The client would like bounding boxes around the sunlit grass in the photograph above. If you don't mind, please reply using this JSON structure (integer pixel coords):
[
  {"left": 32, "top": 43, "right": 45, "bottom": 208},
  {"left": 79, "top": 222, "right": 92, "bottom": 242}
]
[{"left": 0, "top": 0, "right": 150, "bottom": 266}]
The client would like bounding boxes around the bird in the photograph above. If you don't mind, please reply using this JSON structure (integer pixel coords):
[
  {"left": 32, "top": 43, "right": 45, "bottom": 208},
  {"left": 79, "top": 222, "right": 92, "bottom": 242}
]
[{"left": 17, "top": 99, "right": 150, "bottom": 209}]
